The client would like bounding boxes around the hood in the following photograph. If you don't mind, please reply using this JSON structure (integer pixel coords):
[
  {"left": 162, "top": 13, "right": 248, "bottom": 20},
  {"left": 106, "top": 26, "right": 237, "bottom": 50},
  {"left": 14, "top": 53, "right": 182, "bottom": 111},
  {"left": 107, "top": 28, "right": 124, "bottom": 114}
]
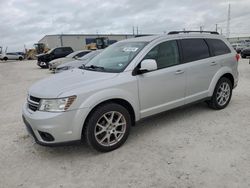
[
  {"left": 49, "top": 57, "right": 72, "bottom": 65},
  {"left": 29, "top": 69, "right": 118, "bottom": 98},
  {"left": 57, "top": 59, "right": 86, "bottom": 69}
]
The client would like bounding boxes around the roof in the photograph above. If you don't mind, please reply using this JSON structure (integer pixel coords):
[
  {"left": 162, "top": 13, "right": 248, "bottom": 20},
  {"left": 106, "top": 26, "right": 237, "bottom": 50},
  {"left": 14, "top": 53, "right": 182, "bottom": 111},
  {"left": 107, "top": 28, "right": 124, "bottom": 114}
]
[{"left": 120, "top": 32, "right": 224, "bottom": 43}]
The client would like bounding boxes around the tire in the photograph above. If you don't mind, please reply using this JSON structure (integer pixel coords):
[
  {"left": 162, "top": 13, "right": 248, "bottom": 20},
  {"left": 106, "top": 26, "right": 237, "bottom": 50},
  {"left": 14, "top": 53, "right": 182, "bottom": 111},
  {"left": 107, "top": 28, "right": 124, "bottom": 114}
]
[
  {"left": 208, "top": 77, "right": 232, "bottom": 110},
  {"left": 19, "top": 57, "right": 23, "bottom": 61},
  {"left": 3, "top": 57, "right": 8, "bottom": 61},
  {"left": 84, "top": 103, "right": 131, "bottom": 152},
  {"left": 241, "top": 54, "right": 246, "bottom": 58}
]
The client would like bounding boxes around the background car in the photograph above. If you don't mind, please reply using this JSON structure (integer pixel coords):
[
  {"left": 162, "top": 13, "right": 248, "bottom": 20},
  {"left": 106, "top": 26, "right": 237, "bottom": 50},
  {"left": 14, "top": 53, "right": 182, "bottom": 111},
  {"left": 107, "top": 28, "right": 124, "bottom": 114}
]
[
  {"left": 49, "top": 50, "right": 91, "bottom": 71},
  {"left": 241, "top": 48, "right": 250, "bottom": 58},
  {"left": 55, "top": 50, "right": 103, "bottom": 73},
  {"left": 36, "top": 46, "right": 73, "bottom": 68},
  {"left": 0, "top": 52, "right": 24, "bottom": 61},
  {"left": 232, "top": 43, "right": 244, "bottom": 53}
]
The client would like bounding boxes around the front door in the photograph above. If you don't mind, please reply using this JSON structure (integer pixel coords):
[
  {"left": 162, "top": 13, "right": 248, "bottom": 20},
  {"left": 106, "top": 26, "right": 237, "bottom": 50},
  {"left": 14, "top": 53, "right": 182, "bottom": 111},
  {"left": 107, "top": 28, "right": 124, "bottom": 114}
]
[{"left": 137, "top": 40, "right": 186, "bottom": 118}]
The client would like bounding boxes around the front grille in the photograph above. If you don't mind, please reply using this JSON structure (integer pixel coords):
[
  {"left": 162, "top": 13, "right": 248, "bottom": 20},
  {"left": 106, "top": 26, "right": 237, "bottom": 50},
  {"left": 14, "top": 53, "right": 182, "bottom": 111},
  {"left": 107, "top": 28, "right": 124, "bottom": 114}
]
[
  {"left": 30, "top": 95, "right": 40, "bottom": 103},
  {"left": 27, "top": 95, "right": 40, "bottom": 111}
]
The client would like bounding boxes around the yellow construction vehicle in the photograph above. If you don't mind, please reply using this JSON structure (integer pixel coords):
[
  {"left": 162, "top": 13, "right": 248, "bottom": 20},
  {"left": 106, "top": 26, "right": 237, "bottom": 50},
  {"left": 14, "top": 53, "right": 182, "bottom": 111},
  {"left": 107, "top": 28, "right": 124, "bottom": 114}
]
[
  {"left": 26, "top": 43, "right": 49, "bottom": 60},
  {"left": 85, "top": 37, "right": 116, "bottom": 50}
]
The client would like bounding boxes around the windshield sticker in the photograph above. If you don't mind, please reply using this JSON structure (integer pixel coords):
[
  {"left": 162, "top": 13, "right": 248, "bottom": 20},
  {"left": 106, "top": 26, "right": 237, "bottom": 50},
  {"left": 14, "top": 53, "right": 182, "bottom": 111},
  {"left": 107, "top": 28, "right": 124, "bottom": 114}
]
[{"left": 123, "top": 47, "right": 138, "bottom": 52}]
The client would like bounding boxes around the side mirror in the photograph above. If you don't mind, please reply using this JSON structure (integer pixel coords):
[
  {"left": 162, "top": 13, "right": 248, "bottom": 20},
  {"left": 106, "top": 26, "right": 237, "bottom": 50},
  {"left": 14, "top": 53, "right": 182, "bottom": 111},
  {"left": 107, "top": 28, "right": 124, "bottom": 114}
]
[{"left": 139, "top": 59, "right": 157, "bottom": 73}]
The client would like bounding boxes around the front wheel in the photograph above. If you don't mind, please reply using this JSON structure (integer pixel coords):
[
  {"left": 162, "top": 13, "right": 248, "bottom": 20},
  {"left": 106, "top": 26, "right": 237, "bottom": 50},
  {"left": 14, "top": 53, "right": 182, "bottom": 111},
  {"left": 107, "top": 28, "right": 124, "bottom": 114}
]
[
  {"left": 84, "top": 103, "right": 131, "bottom": 152},
  {"left": 208, "top": 77, "right": 232, "bottom": 110},
  {"left": 19, "top": 57, "right": 23, "bottom": 61}
]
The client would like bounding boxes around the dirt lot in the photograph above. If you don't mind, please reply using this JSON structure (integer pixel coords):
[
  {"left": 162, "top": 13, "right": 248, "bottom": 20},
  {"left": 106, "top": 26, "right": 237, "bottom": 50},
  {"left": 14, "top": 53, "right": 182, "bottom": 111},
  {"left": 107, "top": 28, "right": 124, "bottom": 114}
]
[{"left": 0, "top": 59, "right": 250, "bottom": 188}]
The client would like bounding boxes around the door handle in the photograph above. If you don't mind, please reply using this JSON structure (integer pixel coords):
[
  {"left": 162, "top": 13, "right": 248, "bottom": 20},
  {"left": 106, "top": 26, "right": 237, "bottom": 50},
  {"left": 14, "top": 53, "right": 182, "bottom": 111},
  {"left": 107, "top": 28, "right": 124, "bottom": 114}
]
[
  {"left": 210, "top": 61, "right": 217, "bottom": 66},
  {"left": 175, "top": 70, "right": 184, "bottom": 75}
]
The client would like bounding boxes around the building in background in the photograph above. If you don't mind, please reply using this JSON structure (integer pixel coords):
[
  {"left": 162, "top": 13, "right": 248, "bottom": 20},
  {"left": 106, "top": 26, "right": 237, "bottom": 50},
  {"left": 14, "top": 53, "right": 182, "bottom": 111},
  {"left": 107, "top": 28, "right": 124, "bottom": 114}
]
[{"left": 38, "top": 34, "right": 135, "bottom": 50}]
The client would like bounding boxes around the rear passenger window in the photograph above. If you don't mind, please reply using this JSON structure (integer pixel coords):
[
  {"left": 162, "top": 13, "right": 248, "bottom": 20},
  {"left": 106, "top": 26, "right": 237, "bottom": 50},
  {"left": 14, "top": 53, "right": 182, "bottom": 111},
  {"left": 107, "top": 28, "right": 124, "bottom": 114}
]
[
  {"left": 144, "top": 40, "right": 180, "bottom": 69},
  {"left": 206, "top": 39, "right": 231, "bottom": 56},
  {"left": 181, "top": 39, "right": 210, "bottom": 63}
]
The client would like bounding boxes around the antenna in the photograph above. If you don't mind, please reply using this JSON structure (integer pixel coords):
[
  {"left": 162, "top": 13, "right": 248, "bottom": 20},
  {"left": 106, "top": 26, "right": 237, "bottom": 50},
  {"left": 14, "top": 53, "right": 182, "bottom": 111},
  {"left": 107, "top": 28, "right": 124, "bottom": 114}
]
[{"left": 226, "top": 3, "right": 231, "bottom": 38}]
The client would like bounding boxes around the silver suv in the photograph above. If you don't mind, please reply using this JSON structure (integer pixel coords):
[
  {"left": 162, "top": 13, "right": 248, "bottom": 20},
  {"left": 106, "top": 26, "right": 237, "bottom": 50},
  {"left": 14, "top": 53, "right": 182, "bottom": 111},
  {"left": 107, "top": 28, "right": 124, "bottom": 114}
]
[{"left": 22, "top": 31, "right": 239, "bottom": 152}]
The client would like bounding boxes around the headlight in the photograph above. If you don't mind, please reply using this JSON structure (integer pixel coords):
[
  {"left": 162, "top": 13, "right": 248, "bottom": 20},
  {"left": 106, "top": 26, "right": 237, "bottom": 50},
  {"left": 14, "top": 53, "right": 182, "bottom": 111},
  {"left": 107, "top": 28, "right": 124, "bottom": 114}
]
[{"left": 39, "top": 96, "right": 76, "bottom": 112}]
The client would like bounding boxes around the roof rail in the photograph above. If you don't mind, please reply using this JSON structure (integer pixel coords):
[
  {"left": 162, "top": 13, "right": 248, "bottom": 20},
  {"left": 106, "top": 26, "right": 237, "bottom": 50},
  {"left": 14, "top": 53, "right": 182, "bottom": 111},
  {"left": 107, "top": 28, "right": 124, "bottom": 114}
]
[{"left": 168, "top": 31, "right": 219, "bottom": 35}]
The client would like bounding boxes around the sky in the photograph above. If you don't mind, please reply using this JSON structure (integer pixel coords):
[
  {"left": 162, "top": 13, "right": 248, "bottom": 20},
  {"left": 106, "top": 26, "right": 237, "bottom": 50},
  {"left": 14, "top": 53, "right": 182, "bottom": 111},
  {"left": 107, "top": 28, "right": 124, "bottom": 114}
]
[{"left": 0, "top": 0, "right": 250, "bottom": 51}]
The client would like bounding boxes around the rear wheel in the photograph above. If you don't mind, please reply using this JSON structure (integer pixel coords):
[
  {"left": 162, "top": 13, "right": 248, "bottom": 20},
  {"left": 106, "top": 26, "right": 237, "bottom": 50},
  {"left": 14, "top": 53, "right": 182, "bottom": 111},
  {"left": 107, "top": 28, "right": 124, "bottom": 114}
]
[
  {"left": 3, "top": 57, "right": 8, "bottom": 61},
  {"left": 208, "top": 77, "right": 232, "bottom": 110},
  {"left": 84, "top": 103, "right": 131, "bottom": 152},
  {"left": 19, "top": 57, "right": 23, "bottom": 61}
]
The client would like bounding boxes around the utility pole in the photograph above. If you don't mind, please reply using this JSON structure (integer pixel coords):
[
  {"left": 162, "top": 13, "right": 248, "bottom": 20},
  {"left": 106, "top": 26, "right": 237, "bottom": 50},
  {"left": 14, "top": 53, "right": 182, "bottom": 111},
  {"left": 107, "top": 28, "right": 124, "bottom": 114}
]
[
  {"left": 132, "top": 26, "right": 135, "bottom": 35},
  {"left": 200, "top": 26, "right": 203, "bottom": 32},
  {"left": 215, "top": 24, "right": 218, "bottom": 32},
  {"left": 226, "top": 3, "right": 231, "bottom": 39},
  {"left": 136, "top": 26, "right": 139, "bottom": 35}
]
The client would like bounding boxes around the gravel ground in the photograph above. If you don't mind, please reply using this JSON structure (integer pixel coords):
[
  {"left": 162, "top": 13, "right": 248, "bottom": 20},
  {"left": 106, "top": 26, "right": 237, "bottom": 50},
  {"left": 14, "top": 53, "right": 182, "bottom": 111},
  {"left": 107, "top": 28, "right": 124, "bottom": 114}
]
[{"left": 0, "top": 59, "right": 250, "bottom": 188}]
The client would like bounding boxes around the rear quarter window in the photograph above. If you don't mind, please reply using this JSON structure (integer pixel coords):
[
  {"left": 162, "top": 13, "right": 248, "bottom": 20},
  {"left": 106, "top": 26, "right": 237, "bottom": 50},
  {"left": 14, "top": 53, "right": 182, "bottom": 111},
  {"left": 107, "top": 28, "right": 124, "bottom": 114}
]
[
  {"left": 206, "top": 39, "right": 231, "bottom": 56},
  {"left": 180, "top": 39, "right": 210, "bottom": 63}
]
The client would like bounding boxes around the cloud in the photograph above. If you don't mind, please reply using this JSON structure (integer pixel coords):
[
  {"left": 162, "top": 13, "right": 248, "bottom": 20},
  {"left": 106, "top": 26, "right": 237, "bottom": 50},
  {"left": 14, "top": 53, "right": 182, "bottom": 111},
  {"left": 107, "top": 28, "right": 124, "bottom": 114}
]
[{"left": 0, "top": 0, "right": 249, "bottom": 51}]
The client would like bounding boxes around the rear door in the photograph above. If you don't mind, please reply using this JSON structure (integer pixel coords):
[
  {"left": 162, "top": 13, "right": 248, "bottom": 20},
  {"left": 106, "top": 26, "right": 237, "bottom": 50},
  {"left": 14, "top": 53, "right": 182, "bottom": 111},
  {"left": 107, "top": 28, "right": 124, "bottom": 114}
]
[
  {"left": 137, "top": 40, "right": 187, "bottom": 118},
  {"left": 180, "top": 38, "right": 218, "bottom": 103},
  {"left": 7, "top": 53, "right": 16, "bottom": 60}
]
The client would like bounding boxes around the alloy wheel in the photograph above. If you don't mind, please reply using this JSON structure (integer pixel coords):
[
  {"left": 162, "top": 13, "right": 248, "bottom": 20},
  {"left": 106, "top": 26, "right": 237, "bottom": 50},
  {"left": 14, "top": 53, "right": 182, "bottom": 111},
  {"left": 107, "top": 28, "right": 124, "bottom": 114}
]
[{"left": 94, "top": 111, "right": 126, "bottom": 147}]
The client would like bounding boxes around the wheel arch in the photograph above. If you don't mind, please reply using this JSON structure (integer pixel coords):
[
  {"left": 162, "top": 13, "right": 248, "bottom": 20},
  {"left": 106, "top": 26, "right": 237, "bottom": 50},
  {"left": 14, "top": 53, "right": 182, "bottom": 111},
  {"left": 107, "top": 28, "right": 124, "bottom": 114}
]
[
  {"left": 81, "top": 98, "right": 136, "bottom": 138},
  {"left": 209, "top": 68, "right": 235, "bottom": 96}
]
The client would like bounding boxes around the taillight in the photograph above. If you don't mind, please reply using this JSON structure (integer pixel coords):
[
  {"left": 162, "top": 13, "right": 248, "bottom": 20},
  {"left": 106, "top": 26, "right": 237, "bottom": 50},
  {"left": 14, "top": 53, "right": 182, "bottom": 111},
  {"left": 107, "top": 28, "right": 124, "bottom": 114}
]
[{"left": 235, "top": 54, "right": 240, "bottom": 62}]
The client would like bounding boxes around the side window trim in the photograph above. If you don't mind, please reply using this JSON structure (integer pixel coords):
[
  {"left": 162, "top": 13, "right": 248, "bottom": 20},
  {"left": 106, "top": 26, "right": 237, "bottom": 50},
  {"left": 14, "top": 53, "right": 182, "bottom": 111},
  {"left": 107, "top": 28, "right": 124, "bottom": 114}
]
[
  {"left": 177, "top": 40, "right": 184, "bottom": 64},
  {"left": 204, "top": 39, "right": 213, "bottom": 57},
  {"left": 205, "top": 39, "right": 215, "bottom": 56}
]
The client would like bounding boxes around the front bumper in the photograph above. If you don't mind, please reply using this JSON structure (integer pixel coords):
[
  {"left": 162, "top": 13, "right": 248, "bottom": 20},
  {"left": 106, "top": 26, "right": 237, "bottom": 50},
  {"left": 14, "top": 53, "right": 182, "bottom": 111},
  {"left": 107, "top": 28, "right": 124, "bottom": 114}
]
[{"left": 22, "top": 103, "right": 89, "bottom": 145}]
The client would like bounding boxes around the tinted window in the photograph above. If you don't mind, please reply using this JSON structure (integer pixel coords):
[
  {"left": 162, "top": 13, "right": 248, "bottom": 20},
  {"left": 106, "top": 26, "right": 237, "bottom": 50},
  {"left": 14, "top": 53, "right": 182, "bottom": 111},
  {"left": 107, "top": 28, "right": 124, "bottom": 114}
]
[
  {"left": 144, "top": 40, "right": 180, "bottom": 69},
  {"left": 206, "top": 39, "right": 231, "bottom": 56},
  {"left": 181, "top": 39, "right": 210, "bottom": 63},
  {"left": 54, "top": 48, "right": 63, "bottom": 55},
  {"left": 76, "top": 51, "right": 90, "bottom": 58}
]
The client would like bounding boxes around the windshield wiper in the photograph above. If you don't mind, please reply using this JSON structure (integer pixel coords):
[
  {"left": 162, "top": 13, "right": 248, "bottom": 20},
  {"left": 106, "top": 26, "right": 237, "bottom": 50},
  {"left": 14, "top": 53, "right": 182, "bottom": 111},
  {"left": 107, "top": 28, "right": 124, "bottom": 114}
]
[{"left": 84, "top": 65, "right": 105, "bottom": 71}]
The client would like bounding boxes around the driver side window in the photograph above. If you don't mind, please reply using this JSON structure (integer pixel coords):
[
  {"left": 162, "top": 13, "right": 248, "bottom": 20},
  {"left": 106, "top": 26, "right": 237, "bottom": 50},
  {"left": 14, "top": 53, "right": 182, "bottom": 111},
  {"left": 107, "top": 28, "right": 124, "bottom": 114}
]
[{"left": 143, "top": 40, "right": 180, "bottom": 69}]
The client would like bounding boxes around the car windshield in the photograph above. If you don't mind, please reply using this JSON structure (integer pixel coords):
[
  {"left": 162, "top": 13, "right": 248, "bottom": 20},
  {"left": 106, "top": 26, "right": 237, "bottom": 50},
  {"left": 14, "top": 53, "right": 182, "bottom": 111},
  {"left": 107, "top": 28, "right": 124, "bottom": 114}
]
[
  {"left": 46, "top": 48, "right": 54, "bottom": 54},
  {"left": 79, "top": 50, "right": 102, "bottom": 61},
  {"left": 66, "top": 51, "right": 80, "bottom": 58},
  {"left": 85, "top": 42, "right": 147, "bottom": 73}
]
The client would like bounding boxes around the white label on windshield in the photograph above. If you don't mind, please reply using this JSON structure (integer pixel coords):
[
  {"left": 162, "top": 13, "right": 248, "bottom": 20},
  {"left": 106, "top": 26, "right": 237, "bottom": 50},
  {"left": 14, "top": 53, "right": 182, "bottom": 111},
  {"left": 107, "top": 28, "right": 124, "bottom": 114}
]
[{"left": 123, "top": 47, "right": 138, "bottom": 52}]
